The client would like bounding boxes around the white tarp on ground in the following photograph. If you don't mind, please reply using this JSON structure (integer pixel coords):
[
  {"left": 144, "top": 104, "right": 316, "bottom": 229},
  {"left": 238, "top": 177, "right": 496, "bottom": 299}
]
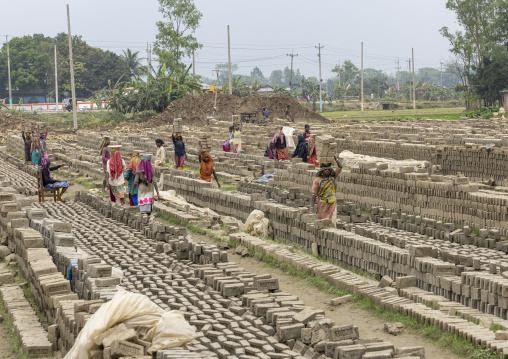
[
  {"left": 244, "top": 210, "right": 270, "bottom": 237},
  {"left": 339, "top": 150, "right": 428, "bottom": 170},
  {"left": 158, "top": 189, "right": 219, "bottom": 217},
  {"left": 64, "top": 290, "right": 196, "bottom": 359}
]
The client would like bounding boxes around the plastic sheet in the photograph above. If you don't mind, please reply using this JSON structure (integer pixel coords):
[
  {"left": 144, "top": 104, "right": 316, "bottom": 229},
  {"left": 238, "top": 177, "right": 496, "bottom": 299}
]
[
  {"left": 64, "top": 289, "right": 196, "bottom": 359},
  {"left": 257, "top": 173, "right": 276, "bottom": 184}
]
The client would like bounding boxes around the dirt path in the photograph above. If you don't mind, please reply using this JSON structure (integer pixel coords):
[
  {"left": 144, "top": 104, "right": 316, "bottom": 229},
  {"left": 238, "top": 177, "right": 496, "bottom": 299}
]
[
  {"left": 0, "top": 322, "right": 16, "bottom": 359},
  {"left": 191, "top": 232, "right": 460, "bottom": 359}
]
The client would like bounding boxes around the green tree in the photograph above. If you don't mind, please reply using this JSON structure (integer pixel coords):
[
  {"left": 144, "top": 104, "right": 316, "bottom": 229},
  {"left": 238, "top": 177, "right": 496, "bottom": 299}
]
[
  {"left": 154, "top": 0, "right": 202, "bottom": 74},
  {"left": 269, "top": 70, "right": 284, "bottom": 86},
  {"left": 215, "top": 63, "right": 238, "bottom": 85},
  {"left": 440, "top": 0, "right": 508, "bottom": 106},
  {"left": 282, "top": 66, "right": 302, "bottom": 88},
  {"left": 341, "top": 60, "right": 359, "bottom": 85},
  {"left": 122, "top": 49, "right": 146, "bottom": 79},
  {"left": 250, "top": 66, "right": 264, "bottom": 79},
  {"left": 0, "top": 35, "right": 52, "bottom": 91},
  {"left": 363, "top": 69, "right": 390, "bottom": 99}
]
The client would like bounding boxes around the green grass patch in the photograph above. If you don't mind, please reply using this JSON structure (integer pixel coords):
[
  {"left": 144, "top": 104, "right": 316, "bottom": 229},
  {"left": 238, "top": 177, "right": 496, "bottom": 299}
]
[
  {"left": 53, "top": 171, "right": 96, "bottom": 190},
  {"left": 490, "top": 323, "right": 504, "bottom": 333},
  {"left": 353, "top": 295, "right": 502, "bottom": 358},
  {"left": 322, "top": 107, "right": 465, "bottom": 123}
]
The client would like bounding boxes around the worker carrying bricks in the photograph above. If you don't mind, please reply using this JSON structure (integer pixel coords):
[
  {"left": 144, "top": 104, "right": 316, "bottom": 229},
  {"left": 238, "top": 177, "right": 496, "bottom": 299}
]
[
  {"left": 311, "top": 155, "right": 343, "bottom": 223},
  {"left": 172, "top": 125, "right": 186, "bottom": 170},
  {"left": 99, "top": 134, "right": 111, "bottom": 192},
  {"left": 199, "top": 152, "right": 221, "bottom": 189}
]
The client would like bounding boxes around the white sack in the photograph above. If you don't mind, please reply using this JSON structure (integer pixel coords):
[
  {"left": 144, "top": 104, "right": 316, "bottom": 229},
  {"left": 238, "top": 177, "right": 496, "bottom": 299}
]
[
  {"left": 64, "top": 289, "right": 196, "bottom": 359},
  {"left": 244, "top": 210, "right": 270, "bottom": 237},
  {"left": 282, "top": 126, "right": 295, "bottom": 149}
]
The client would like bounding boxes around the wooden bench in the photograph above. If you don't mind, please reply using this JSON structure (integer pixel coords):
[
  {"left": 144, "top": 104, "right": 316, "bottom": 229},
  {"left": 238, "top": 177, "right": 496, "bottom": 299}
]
[{"left": 37, "top": 171, "right": 60, "bottom": 203}]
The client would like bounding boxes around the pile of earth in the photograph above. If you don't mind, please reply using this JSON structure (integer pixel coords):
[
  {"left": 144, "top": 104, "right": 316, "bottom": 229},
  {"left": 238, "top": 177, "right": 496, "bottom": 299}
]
[{"left": 148, "top": 93, "right": 329, "bottom": 127}]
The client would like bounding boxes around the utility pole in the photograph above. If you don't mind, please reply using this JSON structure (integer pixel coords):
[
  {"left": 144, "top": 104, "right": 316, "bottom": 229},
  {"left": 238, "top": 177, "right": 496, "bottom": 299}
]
[
  {"left": 316, "top": 43, "right": 324, "bottom": 112},
  {"left": 66, "top": 4, "right": 77, "bottom": 128},
  {"left": 54, "top": 45, "right": 59, "bottom": 111},
  {"left": 227, "top": 25, "right": 232, "bottom": 95},
  {"left": 395, "top": 58, "right": 400, "bottom": 93},
  {"left": 338, "top": 61, "right": 341, "bottom": 86},
  {"left": 361, "top": 42, "right": 364, "bottom": 112},
  {"left": 212, "top": 69, "right": 220, "bottom": 112},
  {"left": 192, "top": 50, "right": 196, "bottom": 95},
  {"left": 412, "top": 48, "right": 416, "bottom": 110},
  {"left": 407, "top": 58, "right": 412, "bottom": 103},
  {"left": 286, "top": 51, "right": 299, "bottom": 93},
  {"left": 146, "top": 43, "right": 152, "bottom": 76},
  {"left": 6, "top": 36, "right": 12, "bottom": 108},
  {"left": 440, "top": 60, "right": 444, "bottom": 87}
]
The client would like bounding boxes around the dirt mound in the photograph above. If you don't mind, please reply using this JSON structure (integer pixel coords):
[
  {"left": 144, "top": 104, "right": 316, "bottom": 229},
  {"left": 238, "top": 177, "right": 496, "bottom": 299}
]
[
  {"left": 0, "top": 112, "right": 25, "bottom": 145},
  {"left": 149, "top": 93, "right": 328, "bottom": 127}
]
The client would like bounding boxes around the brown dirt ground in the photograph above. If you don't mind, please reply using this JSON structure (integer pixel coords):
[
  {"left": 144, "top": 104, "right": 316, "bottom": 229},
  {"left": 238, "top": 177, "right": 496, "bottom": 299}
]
[
  {"left": 149, "top": 93, "right": 329, "bottom": 127},
  {"left": 0, "top": 323, "right": 17, "bottom": 359},
  {"left": 191, "top": 231, "right": 461, "bottom": 359}
]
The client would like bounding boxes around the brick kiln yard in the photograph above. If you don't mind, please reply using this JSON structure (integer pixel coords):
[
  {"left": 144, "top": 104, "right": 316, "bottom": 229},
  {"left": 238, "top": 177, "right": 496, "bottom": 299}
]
[{"left": 3, "top": 112, "right": 508, "bottom": 359}]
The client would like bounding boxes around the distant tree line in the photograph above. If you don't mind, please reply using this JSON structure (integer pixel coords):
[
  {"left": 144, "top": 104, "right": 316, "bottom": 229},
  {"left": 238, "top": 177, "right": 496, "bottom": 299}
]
[
  {"left": 0, "top": 33, "right": 145, "bottom": 101},
  {"left": 441, "top": 0, "right": 508, "bottom": 108}
]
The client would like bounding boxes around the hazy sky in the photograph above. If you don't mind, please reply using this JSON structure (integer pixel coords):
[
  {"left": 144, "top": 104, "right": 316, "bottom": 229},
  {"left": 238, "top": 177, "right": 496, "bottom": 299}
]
[{"left": 1, "top": 0, "right": 461, "bottom": 79}]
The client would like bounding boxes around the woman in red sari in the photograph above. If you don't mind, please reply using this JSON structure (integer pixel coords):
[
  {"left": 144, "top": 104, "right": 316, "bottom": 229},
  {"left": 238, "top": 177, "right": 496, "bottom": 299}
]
[
  {"left": 271, "top": 127, "right": 289, "bottom": 161},
  {"left": 306, "top": 135, "right": 319, "bottom": 167}
]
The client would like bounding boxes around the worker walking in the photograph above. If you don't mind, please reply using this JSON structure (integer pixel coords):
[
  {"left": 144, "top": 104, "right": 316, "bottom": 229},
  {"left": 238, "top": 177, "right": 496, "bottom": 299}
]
[
  {"left": 311, "top": 156, "right": 343, "bottom": 223},
  {"left": 262, "top": 106, "right": 269, "bottom": 119}
]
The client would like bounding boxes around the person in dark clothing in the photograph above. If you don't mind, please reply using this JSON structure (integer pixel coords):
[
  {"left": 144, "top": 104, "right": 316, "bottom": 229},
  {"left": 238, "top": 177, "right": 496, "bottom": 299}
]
[
  {"left": 172, "top": 127, "right": 186, "bottom": 169},
  {"left": 40, "top": 154, "right": 69, "bottom": 198},
  {"left": 22, "top": 131, "right": 32, "bottom": 163},
  {"left": 304, "top": 124, "right": 310, "bottom": 137},
  {"left": 292, "top": 134, "right": 308, "bottom": 162}
]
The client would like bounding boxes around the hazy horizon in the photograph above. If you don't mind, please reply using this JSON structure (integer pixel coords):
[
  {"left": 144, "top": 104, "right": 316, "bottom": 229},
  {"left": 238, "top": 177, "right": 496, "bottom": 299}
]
[{"left": 1, "top": 0, "right": 460, "bottom": 80}]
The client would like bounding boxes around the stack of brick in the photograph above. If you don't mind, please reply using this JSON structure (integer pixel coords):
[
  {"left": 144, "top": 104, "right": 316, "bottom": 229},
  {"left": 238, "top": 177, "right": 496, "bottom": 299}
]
[
  {"left": 50, "top": 299, "right": 105, "bottom": 355},
  {"left": 198, "top": 133, "right": 212, "bottom": 153},
  {"left": 315, "top": 135, "right": 337, "bottom": 163},
  {"left": 0, "top": 285, "right": 53, "bottom": 357},
  {"left": 75, "top": 256, "right": 120, "bottom": 301},
  {"left": 173, "top": 118, "right": 183, "bottom": 133}
]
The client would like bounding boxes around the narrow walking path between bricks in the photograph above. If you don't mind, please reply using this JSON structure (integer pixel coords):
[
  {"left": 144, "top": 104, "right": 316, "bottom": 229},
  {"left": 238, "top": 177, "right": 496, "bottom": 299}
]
[{"left": 189, "top": 231, "right": 462, "bottom": 359}]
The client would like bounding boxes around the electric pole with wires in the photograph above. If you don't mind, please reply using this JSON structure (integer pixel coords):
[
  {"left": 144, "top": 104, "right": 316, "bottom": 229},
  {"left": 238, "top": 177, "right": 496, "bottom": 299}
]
[
  {"left": 286, "top": 51, "right": 298, "bottom": 93},
  {"left": 316, "top": 43, "right": 324, "bottom": 112}
]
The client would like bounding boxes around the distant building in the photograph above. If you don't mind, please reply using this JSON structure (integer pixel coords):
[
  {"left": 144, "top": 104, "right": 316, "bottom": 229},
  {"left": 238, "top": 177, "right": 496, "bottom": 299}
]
[
  {"left": 501, "top": 90, "right": 508, "bottom": 108},
  {"left": 1, "top": 89, "right": 47, "bottom": 104}
]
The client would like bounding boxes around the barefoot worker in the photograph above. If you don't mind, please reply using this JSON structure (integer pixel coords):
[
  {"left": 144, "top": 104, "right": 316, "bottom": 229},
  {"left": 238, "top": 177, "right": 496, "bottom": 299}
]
[
  {"left": 311, "top": 155, "right": 343, "bottom": 223},
  {"left": 106, "top": 145, "right": 126, "bottom": 205},
  {"left": 99, "top": 135, "right": 111, "bottom": 192},
  {"left": 22, "top": 131, "right": 32, "bottom": 164},
  {"left": 124, "top": 150, "right": 141, "bottom": 206},
  {"left": 154, "top": 139, "right": 166, "bottom": 166},
  {"left": 40, "top": 153, "right": 69, "bottom": 199},
  {"left": 172, "top": 128, "right": 186, "bottom": 170},
  {"left": 132, "top": 154, "right": 160, "bottom": 215},
  {"left": 271, "top": 126, "right": 289, "bottom": 161},
  {"left": 199, "top": 152, "right": 221, "bottom": 189}
]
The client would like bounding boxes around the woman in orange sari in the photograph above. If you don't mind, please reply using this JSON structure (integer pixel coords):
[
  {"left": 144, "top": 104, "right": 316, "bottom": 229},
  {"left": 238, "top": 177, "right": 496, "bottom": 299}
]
[{"left": 199, "top": 152, "right": 221, "bottom": 188}]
